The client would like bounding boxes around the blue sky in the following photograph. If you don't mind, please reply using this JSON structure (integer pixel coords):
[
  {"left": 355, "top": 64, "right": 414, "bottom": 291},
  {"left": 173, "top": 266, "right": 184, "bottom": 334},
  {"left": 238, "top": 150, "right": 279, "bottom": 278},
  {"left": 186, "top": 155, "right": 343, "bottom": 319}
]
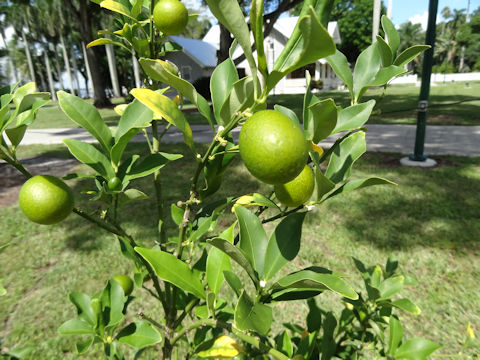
[{"left": 390, "top": 0, "right": 480, "bottom": 28}]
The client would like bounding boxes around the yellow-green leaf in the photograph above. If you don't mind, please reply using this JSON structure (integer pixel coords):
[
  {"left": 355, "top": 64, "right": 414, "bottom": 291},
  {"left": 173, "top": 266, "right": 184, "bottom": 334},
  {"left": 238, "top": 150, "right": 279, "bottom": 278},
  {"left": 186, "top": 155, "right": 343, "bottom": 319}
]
[{"left": 197, "top": 336, "right": 242, "bottom": 358}]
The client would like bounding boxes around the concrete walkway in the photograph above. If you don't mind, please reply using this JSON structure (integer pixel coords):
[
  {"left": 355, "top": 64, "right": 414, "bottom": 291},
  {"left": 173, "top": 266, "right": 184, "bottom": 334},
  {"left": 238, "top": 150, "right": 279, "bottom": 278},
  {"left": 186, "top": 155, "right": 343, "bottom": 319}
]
[{"left": 17, "top": 124, "right": 480, "bottom": 157}]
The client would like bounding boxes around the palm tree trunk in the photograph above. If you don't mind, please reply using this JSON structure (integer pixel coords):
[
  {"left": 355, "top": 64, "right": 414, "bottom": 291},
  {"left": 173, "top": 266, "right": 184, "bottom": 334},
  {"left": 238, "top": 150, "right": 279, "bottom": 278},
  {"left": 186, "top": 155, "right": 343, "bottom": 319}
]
[
  {"left": 133, "top": 54, "right": 142, "bottom": 88},
  {"left": 105, "top": 42, "right": 121, "bottom": 97},
  {"left": 82, "top": 41, "right": 93, "bottom": 98},
  {"left": 53, "top": 42, "right": 65, "bottom": 91},
  {"left": 44, "top": 51, "right": 57, "bottom": 101},
  {"left": 64, "top": 0, "right": 110, "bottom": 107},
  {"left": 0, "top": 28, "right": 18, "bottom": 83},
  {"left": 21, "top": 29, "right": 36, "bottom": 83},
  {"left": 70, "top": 44, "right": 82, "bottom": 96},
  {"left": 60, "top": 34, "right": 75, "bottom": 95}
]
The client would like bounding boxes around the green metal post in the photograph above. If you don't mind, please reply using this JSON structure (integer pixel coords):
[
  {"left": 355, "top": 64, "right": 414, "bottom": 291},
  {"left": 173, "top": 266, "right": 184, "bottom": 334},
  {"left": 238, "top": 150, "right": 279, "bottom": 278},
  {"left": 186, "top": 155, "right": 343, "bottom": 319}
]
[{"left": 410, "top": 0, "right": 439, "bottom": 161}]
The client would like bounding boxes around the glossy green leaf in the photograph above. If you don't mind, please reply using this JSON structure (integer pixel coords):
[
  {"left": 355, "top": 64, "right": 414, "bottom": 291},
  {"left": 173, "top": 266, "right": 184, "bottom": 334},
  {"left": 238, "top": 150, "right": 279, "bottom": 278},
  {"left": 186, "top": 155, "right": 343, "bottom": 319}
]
[
  {"left": 139, "top": 58, "right": 213, "bottom": 128},
  {"left": 15, "top": 98, "right": 50, "bottom": 127},
  {"left": 370, "top": 65, "right": 408, "bottom": 87},
  {"left": 378, "top": 276, "right": 404, "bottom": 299},
  {"left": 223, "top": 270, "right": 244, "bottom": 297},
  {"left": 3, "top": 345, "right": 32, "bottom": 359},
  {"left": 171, "top": 203, "right": 184, "bottom": 226},
  {"left": 352, "top": 43, "right": 382, "bottom": 102},
  {"left": 326, "top": 50, "right": 354, "bottom": 98},
  {"left": 58, "top": 319, "right": 95, "bottom": 335},
  {"left": 274, "top": 104, "right": 300, "bottom": 126},
  {"left": 131, "top": 88, "right": 195, "bottom": 152},
  {"left": 296, "top": 331, "right": 317, "bottom": 359},
  {"left": 371, "top": 265, "right": 383, "bottom": 287},
  {"left": 308, "top": 98, "right": 337, "bottom": 142},
  {"left": 68, "top": 292, "right": 96, "bottom": 326},
  {"left": 388, "top": 317, "right": 403, "bottom": 355},
  {"left": 263, "top": 212, "right": 306, "bottom": 281},
  {"left": 118, "top": 188, "right": 148, "bottom": 207},
  {"left": 206, "top": 225, "right": 234, "bottom": 295},
  {"left": 235, "top": 206, "right": 268, "bottom": 278},
  {"left": 204, "top": 0, "right": 256, "bottom": 80},
  {"left": 376, "top": 35, "right": 393, "bottom": 66},
  {"left": 12, "top": 82, "right": 36, "bottom": 107},
  {"left": 234, "top": 290, "right": 272, "bottom": 335},
  {"left": 306, "top": 298, "right": 322, "bottom": 332},
  {"left": 87, "top": 38, "right": 131, "bottom": 53},
  {"left": 5, "top": 125, "right": 27, "bottom": 147},
  {"left": 382, "top": 15, "right": 400, "bottom": 56},
  {"left": 311, "top": 152, "right": 335, "bottom": 200},
  {"left": 268, "top": 6, "right": 335, "bottom": 91},
  {"left": 326, "top": 176, "right": 396, "bottom": 200},
  {"left": 207, "top": 238, "right": 258, "bottom": 286},
  {"left": 391, "top": 298, "right": 421, "bottom": 315},
  {"left": 0, "top": 102, "right": 11, "bottom": 130},
  {"left": 219, "top": 76, "right": 256, "bottom": 124},
  {"left": 251, "top": 0, "right": 267, "bottom": 77},
  {"left": 272, "top": 270, "right": 358, "bottom": 299},
  {"left": 63, "top": 139, "right": 115, "bottom": 179},
  {"left": 271, "top": 288, "right": 322, "bottom": 301},
  {"left": 395, "top": 338, "right": 441, "bottom": 360},
  {"left": 76, "top": 337, "right": 95, "bottom": 354},
  {"left": 135, "top": 247, "right": 206, "bottom": 299},
  {"left": 58, "top": 91, "right": 113, "bottom": 153},
  {"left": 276, "top": 330, "right": 293, "bottom": 357},
  {"left": 210, "top": 58, "right": 239, "bottom": 125},
  {"left": 393, "top": 45, "right": 430, "bottom": 67},
  {"left": 131, "top": 0, "right": 143, "bottom": 18},
  {"left": 325, "top": 131, "right": 366, "bottom": 183},
  {"left": 321, "top": 312, "right": 337, "bottom": 359},
  {"left": 125, "top": 152, "right": 182, "bottom": 181},
  {"left": 101, "top": 280, "right": 127, "bottom": 328},
  {"left": 17, "top": 92, "right": 50, "bottom": 114},
  {"left": 100, "top": 0, "right": 135, "bottom": 19},
  {"left": 111, "top": 99, "right": 153, "bottom": 165},
  {"left": 117, "top": 321, "right": 162, "bottom": 348}
]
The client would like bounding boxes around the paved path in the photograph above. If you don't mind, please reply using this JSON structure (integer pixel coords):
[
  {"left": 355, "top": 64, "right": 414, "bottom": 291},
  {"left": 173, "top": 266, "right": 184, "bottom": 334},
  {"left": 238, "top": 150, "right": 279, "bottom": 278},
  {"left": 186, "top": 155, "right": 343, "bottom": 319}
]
[{"left": 17, "top": 124, "right": 480, "bottom": 157}]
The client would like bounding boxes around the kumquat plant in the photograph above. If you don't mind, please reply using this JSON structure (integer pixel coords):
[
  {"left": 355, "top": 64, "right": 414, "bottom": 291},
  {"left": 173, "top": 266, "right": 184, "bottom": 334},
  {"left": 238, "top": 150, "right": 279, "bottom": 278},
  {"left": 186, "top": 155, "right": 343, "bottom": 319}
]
[{"left": 0, "top": 0, "right": 444, "bottom": 358}]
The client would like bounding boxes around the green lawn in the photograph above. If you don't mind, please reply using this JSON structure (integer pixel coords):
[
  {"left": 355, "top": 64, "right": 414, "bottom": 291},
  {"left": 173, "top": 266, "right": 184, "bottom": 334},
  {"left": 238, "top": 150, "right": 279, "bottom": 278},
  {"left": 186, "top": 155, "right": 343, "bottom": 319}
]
[
  {"left": 1, "top": 143, "right": 479, "bottom": 358},
  {"left": 30, "top": 82, "right": 480, "bottom": 129}
]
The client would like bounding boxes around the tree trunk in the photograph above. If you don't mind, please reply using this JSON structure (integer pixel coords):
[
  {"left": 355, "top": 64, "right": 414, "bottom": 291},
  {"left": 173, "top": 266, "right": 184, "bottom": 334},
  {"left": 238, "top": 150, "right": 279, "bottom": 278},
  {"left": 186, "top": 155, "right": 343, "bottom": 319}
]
[
  {"left": 70, "top": 43, "right": 82, "bottom": 96},
  {"left": 53, "top": 41, "right": 65, "bottom": 91},
  {"left": 21, "top": 29, "right": 36, "bottom": 84},
  {"left": 105, "top": 42, "right": 121, "bottom": 97},
  {"left": 133, "top": 54, "right": 142, "bottom": 89},
  {"left": 82, "top": 41, "right": 94, "bottom": 98},
  {"left": 64, "top": 0, "right": 110, "bottom": 107},
  {"left": 60, "top": 34, "right": 75, "bottom": 95},
  {"left": 0, "top": 28, "right": 18, "bottom": 83},
  {"left": 44, "top": 51, "right": 57, "bottom": 101},
  {"left": 217, "top": 24, "right": 233, "bottom": 64}
]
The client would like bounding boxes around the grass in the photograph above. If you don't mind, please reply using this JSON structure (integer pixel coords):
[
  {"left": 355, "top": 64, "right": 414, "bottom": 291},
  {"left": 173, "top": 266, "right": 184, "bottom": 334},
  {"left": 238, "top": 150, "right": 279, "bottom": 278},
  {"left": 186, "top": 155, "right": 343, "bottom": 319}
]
[
  {"left": 30, "top": 82, "right": 480, "bottom": 129},
  {"left": 1, "top": 143, "right": 480, "bottom": 359}
]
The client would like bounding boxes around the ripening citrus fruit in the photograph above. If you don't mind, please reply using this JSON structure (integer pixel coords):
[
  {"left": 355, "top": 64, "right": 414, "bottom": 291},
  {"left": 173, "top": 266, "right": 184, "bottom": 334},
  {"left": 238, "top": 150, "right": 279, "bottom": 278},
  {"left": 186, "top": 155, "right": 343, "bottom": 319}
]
[
  {"left": 108, "top": 177, "right": 122, "bottom": 191},
  {"left": 274, "top": 165, "right": 314, "bottom": 207},
  {"left": 112, "top": 275, "right": 134, "bottom": 296},
  {"left": 153, "top": 0, "right": 188, "bottom": 35},
  {"left": 18, "top": 175, "right": 74, "bottom": 225},
  {"left": 239, "top": 110, "right": 308, "bottom": 184}
]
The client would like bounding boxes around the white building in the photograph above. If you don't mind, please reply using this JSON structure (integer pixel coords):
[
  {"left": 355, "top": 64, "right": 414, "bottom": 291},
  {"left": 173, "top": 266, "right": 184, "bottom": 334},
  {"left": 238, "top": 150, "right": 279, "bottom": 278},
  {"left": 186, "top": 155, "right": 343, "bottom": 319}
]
[{"left": 165, "top": 17, "right": 342, "bottom": 94}]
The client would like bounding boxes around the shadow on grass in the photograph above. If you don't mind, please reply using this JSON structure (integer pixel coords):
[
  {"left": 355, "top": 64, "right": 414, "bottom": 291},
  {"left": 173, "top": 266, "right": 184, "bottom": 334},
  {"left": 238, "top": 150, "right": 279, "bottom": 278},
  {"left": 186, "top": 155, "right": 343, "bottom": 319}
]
[
  {"left": 58, "top": 141, "right": 263, "bottom": 254},
  {"left": 316, "top": 153, "right": 480, "bottom": 252}
]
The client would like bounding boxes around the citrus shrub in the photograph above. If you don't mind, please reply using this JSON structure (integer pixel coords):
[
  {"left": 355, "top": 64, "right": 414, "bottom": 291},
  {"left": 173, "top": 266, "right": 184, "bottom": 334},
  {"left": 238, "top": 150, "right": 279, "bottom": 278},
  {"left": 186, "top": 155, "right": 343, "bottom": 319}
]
[
  {"left": 153, "top": 0, "right": 188, "bottom": 35},
  {"left": 1, "top": 1, "right": 441, "bottom": 358},
  {"left": 274, "top": 165, "right": 315, "bottom": 207},
  {"left": 112, "top": 275, "right": 134, "bottom": 296},
  {"left": 18, "top": 175, "right": 74, "bottom": 225},
  {"left": 239, "top": 110, "right": 308, "bottom": 184}
]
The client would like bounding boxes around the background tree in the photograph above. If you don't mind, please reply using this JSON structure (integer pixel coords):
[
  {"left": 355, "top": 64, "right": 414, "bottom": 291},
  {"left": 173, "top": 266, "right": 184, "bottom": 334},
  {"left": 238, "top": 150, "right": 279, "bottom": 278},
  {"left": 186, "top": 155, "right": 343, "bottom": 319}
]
[
  {"left": 397, "top": 21, "right": 425, "bottom": 74},
  {"left": 457, "top": 6, "right": 480, "bottom": 71},
  {"left": 63, "top": 0, "right": 111, "bottom": 107}
]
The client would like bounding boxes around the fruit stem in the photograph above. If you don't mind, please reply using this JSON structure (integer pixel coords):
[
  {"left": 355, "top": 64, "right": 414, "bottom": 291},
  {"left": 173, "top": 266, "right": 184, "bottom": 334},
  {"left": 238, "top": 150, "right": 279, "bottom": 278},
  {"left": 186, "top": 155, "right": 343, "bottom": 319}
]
[
  {"left": 149, "top": 0, "right": 156, "bottom": 58},
  {"left": 261, "top": 205, "right": 303, "bottom": 224}
]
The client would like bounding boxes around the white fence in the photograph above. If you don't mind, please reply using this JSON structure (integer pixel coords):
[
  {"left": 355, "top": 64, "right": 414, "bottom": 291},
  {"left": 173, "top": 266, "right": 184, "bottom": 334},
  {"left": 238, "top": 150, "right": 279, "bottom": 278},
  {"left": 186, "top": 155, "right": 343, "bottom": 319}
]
[{"left": 431, "top": 72, "right": 480, "bottom": 83}]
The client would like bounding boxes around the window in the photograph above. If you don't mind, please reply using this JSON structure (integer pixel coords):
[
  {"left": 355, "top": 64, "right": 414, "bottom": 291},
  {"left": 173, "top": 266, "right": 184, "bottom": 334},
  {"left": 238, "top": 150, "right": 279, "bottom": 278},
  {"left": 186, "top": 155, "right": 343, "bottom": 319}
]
[
  {"left": 181, "top": 66, "right": 192, "bottom": 80},
  {"left": 287, "top": 63, "right": 315, "bottom": 79}
]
